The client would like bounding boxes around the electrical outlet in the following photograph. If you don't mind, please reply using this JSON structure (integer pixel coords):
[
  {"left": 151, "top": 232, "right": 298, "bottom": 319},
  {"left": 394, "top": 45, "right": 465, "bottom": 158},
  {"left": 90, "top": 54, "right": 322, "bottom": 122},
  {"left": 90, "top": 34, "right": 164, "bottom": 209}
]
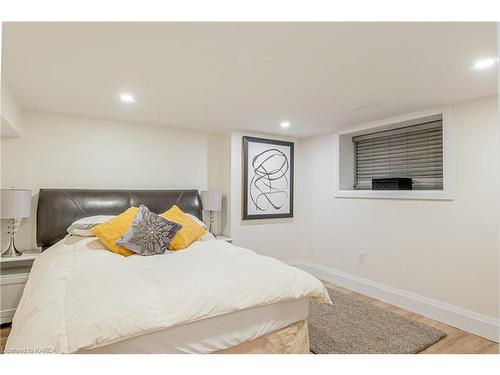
[{"left": 357, "top": 251, "right": 365, "bottom": 263}]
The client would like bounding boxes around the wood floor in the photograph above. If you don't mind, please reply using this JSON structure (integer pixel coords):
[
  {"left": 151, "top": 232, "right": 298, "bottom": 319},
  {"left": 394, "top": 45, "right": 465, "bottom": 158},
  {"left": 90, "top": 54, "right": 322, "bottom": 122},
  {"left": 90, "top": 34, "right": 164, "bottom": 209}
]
[
  {"left": 1, "top": 281, "right": 498, "bottom": 354},
  {"left": 0, "top": 325, "right": 11, "bottom": 353}
]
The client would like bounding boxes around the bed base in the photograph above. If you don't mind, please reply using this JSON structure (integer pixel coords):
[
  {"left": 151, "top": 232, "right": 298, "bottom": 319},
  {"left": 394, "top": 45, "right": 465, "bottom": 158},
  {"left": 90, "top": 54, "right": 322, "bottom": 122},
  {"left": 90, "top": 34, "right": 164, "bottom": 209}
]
[{"left": 215, "top": 320, "right": 310, "bottom": 354}]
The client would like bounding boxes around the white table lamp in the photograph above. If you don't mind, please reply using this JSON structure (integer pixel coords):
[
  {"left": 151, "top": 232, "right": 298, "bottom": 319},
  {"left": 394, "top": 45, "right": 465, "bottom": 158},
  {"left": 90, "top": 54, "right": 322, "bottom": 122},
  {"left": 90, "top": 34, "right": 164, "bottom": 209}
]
[
  {"left": 200, "top": 191, "right": 222, "bottom": 235},
  {"left": 1, "top": 189, "right": 32, "bottom": 257}
]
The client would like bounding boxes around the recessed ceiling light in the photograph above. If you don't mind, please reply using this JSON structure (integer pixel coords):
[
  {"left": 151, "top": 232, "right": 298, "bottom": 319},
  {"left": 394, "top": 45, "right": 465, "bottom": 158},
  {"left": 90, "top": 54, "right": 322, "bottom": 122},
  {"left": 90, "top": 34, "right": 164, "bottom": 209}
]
[
  {"left": 119, "top": 93, "right": 135, "bottom": 103},
  {"left": 471, "top": 57, "right": 498, "bottom": 70},
  {"left": 280, "top": 121, "right": 290, "bottom": 129}
]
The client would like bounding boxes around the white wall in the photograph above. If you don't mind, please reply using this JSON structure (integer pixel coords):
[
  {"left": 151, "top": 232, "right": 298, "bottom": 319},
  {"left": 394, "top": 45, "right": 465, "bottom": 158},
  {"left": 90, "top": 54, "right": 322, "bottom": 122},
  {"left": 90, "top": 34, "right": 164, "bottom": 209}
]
[
  {"left": 298, "top": 96, "right": 499, "bottom": 319},
  {"left": 229, "top": 131, "right": 300, "bottom": 261},
  {"left": 1, "top": 110, "right": 227, "bottom": 250},
  {"left": 1, "top": 80, "right": 22, "bottom": 140},
  {"left": 206, "top": 131, "right": 231, "bottom": 235}
]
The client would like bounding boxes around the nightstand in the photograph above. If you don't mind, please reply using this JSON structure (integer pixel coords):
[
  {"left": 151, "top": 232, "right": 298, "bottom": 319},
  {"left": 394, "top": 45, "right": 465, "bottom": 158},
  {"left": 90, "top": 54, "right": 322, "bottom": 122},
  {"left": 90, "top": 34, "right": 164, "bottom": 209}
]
[
  {"left": 215, "top": 235, "right": 232, "bottom": 243},
  {"left": 0, "top": 251, "right": 40, "bottom": 324}
]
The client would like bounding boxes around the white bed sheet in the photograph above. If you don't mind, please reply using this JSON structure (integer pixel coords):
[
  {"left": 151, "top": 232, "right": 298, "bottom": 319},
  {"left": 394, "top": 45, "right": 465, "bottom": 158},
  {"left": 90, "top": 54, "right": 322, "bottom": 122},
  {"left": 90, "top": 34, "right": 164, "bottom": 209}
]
[
  {"left": 80, "top": 297, "right": 309, "bottom": 353},
  {"left": 7, "top": 234, "right": 329, "bottom": 353}
]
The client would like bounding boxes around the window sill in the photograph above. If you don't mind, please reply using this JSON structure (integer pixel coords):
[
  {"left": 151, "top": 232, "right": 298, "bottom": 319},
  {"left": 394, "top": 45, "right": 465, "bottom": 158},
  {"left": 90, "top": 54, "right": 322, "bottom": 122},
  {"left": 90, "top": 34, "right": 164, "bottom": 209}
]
[{"left": 334, "top": 189, "right": 453, "bottom": 201}]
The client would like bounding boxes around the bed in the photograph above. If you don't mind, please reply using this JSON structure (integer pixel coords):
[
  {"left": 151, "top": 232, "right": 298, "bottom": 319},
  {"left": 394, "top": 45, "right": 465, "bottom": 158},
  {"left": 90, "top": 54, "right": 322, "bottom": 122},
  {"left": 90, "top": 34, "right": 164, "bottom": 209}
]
[{"left": 5, "top": 189, "right": 330, "bottom": 354}]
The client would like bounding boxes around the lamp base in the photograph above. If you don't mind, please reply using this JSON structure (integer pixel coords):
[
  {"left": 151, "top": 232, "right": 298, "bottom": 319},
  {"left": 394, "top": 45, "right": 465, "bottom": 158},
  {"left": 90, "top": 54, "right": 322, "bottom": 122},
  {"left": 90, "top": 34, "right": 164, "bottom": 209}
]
[
  {"left": 1, "top": 233, "right": 22, "bottom": 257},
  {"left": 208, "top": 210, "right": 216, "bottom": 236}
]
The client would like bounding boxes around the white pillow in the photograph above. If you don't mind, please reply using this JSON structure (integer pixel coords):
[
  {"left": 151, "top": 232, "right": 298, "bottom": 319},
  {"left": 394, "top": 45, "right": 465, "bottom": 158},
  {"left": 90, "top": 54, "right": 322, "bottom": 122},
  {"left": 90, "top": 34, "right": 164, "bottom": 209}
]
[
  {"left": 185, "top": 213, "right": 208, "bottom": 229},
  {"left": 67, "top": 215, "right": 116, "bottom": 237}
]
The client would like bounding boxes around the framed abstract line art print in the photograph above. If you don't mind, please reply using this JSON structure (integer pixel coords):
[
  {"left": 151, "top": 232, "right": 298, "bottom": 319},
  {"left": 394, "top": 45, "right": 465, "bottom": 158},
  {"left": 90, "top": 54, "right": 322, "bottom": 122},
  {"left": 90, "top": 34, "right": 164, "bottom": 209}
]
[{"left": 243, "top": 136, "right": 294, "bottom": 220}]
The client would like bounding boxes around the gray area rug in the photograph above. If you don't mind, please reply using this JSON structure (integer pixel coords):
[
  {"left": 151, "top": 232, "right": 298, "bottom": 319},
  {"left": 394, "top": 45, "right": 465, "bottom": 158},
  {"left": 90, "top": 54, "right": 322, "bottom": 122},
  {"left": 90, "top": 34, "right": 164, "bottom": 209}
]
[{"left": 309, "top": 288, "right": 447, "bottom": 354}]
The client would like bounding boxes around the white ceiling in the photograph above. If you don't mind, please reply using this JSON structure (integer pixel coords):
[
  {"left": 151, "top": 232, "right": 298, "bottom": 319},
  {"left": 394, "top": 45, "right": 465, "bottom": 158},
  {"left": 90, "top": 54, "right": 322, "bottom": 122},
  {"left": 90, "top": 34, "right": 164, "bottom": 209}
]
[{"left": 2, "top": 22, "right": 497, "bottom": 138}]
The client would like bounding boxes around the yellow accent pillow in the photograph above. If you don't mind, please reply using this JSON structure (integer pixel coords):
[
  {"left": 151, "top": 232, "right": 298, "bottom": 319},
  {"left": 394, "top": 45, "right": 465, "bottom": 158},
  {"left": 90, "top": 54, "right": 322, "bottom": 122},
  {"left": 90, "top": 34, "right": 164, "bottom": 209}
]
[
  {"left": 161, "top": 205, "right": 206, "bottom": 250},
  {"left": 90, "top": 207, "right": 138, "bottom": 257}
]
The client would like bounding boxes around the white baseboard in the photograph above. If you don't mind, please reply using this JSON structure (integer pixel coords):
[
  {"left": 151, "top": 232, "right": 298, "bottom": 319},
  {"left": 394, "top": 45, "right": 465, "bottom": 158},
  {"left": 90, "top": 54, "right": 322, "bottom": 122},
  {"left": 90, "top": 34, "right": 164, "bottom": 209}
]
[
  {"left": 0, "top": 308, "right": 15, "bottom": 324},
  {"left": 287, "top": 259, "right": 499, "bottom": 342}
]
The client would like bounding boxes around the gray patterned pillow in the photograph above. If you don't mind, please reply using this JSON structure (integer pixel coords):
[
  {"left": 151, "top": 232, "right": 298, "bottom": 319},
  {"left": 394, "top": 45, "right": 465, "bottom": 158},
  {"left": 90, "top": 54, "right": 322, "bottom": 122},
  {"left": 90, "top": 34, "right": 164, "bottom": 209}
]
[{"left": 115, "top": 204, "right": 182, "bottom": 256}]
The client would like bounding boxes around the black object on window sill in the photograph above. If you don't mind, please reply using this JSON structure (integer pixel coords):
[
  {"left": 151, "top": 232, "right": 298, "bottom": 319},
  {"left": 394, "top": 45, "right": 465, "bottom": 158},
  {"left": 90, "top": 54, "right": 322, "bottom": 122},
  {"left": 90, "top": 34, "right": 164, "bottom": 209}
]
[{"left": 372, "top": 178, "right": 412, "bottom": 190}]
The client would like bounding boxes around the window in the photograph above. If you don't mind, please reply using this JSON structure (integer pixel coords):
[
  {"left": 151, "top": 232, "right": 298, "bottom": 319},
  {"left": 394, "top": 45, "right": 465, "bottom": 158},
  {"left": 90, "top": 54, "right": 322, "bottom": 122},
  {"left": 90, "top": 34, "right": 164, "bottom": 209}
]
[
  {"left": 336, "top": 108, "right": 453, "bottom": 200},
  {"left": 353, "top": 120, "right": 443, "bottom": 190}
]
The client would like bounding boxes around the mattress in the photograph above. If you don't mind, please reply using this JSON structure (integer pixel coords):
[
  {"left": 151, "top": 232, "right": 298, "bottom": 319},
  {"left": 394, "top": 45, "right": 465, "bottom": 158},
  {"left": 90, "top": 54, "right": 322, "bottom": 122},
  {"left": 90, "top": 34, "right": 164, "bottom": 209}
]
[
  {"left": 6, "top": 235, "right": 330, "bottom": 353},
  {"left": 80, "top": 297, "right": 309, "bottom": 353}
]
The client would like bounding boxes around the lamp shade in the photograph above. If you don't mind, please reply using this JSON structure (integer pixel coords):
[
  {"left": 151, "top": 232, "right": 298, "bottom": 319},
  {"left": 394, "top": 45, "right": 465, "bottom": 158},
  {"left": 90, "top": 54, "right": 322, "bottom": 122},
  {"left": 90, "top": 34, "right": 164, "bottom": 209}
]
[
  {"left": 201, "top": 191, "right": 222, "bottom": 211},
  {"left": 1, "top": 189, "right": 32, "bottom": 219}
]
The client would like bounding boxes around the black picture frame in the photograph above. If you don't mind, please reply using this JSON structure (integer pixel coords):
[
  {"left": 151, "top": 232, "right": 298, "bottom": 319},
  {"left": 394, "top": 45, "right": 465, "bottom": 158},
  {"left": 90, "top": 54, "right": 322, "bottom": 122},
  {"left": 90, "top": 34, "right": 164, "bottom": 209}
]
[{"left": 243, "top": 136, "right": 294, "bottom": 220}]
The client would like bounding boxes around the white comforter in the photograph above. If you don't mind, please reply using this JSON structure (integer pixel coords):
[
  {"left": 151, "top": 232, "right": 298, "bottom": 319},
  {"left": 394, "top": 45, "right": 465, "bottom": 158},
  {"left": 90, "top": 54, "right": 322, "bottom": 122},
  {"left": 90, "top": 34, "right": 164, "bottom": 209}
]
[{"left": 6, "top": 236, "right": 330, "bottom": 353}]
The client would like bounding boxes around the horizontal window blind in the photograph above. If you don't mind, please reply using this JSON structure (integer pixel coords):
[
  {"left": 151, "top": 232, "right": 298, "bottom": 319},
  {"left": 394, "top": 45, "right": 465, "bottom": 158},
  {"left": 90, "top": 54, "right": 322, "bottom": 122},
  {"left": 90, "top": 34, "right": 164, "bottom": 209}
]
[{"left": 353, "top": 120, "right": 443, "bottom": 190}]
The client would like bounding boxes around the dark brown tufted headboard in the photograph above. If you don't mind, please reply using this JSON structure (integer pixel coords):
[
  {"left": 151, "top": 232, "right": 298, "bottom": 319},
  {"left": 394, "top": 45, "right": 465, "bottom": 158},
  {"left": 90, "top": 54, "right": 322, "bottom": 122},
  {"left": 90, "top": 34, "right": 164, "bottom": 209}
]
[{"left": 36, "top": 189, "right": 203, "bottom": 250}]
